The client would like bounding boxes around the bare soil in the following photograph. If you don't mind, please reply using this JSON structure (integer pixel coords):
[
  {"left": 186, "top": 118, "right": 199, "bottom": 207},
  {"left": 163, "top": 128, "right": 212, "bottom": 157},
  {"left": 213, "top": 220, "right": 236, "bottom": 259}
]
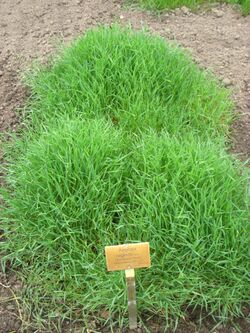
[{"left": 0, "top": 0, "right": 249, "bottom": 332}]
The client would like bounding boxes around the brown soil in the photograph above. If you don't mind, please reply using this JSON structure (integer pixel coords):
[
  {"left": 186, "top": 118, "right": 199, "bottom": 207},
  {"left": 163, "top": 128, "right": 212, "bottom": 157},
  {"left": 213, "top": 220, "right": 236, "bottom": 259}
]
[{"left": 0, "top": 0, "right": 249, "bottom": 332}]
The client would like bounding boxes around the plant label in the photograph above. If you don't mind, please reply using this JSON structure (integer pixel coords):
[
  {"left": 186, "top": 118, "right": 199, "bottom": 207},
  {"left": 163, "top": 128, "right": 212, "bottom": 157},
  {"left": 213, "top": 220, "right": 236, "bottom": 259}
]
[
  {"left": 105, "top": 242, "right": 150, "bottom": 271},
  {"left": 105, "top": 242, "right": 150, "bottom": 329}
]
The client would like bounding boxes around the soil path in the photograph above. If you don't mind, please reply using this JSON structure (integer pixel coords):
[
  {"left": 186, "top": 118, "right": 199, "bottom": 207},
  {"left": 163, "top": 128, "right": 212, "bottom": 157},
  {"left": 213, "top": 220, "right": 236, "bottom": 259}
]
[{"left": 0, "top": 0, "right": 249, "bottom": 332}]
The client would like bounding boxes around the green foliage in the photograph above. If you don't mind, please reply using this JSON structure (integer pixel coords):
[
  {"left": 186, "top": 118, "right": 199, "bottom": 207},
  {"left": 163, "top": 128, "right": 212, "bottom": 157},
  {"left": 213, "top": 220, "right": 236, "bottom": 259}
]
[
  {"left": 137, "top": 0, "right": 250, "bottom": 15},
  {"left": 234, "top": 0, "right": 250, "bottom": 15},
  {"left": 137, "top": 0, "right": 206, "bottom": 10},
  {"left": 1, "top": 26, "right": 249, "bottom": 329},
  {"left": 2, "top": 120, "right": 249, "bottom": 324},
  {"left": 26, "top": 26, "right": 232, "bottom": 139}
]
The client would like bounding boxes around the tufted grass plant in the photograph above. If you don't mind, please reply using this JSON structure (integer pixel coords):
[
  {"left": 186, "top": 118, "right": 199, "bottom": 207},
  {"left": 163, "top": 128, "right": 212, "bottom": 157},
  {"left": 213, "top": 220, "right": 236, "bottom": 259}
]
[
  {"left": 136, "top": 0, "right": 207, "bottom": 10},
  {"left": 25, "top": 25, "right": 232, "bottom": 140},
  {"left": 1, "top": 118, "right": 249, "bottom": 327},
  {"left": 236, "top": 0, "right": 250, "bottom": 15},
  {"left": 136, "top": 0, "right": 250, "bottom": 15},
  {"left": 1, "top": 25, "right": 249, "bottom": 329}
]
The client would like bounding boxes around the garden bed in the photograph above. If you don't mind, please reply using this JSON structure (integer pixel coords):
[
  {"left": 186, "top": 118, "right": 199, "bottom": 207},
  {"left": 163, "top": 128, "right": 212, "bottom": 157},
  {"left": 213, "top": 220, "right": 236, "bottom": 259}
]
[{"left": 0, "top": 1, "right": 250, "bottom": 330}]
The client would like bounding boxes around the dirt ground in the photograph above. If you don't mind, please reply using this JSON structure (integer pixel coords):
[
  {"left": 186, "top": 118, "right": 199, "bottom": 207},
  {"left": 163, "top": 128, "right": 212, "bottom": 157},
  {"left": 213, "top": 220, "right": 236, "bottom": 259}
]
[{"left": 0, "top": 0, "right": 249, "bottom": 332}]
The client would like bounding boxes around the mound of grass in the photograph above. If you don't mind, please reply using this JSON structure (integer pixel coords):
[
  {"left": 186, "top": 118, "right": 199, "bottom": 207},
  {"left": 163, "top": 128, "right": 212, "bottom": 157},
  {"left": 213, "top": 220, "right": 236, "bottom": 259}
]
[
  {"left": 2, "top": 118, "right": 249, "bottom": 325},
  {"left": 1, "top": 25, "right": 249, "bottom": 329},
  {"left": 26, "top": 26, "right": 232, "bottom": 139},
  {"left": 136, "top": 0, "right": 206, "bottom": 10},
  {"left": 234, "top": 0, "right": 250, "bottom": 15},
  {"left": 136, "top": 0, "right": 250, "bottom": 15}
]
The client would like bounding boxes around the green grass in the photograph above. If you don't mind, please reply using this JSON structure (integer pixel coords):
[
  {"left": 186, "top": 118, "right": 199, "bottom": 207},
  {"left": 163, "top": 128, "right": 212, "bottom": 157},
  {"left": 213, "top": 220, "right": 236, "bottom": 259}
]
[
  {"left": 136, "top": 0, "right": 207, "bottom": 10},
  {"left": 25, "top": 26, "right": 232, "bottom": 140},
  {"left": 2, "top": 120, "right": 249, "bottom": 327},
  {"left": 1, "top": 25, "right": 249, "bottom": 330},
  {"left": 233, "top": 0, "right": 250, "bottom": 15},
  {"left": 136, "top": 0, "right": 250, "bottom": 15}
]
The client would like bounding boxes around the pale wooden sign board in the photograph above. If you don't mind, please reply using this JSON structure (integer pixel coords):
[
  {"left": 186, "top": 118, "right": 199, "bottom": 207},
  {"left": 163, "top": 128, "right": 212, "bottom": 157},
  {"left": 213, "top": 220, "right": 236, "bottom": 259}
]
[{"left": 105, "top": 242, "right": 150, "bottom": 271}]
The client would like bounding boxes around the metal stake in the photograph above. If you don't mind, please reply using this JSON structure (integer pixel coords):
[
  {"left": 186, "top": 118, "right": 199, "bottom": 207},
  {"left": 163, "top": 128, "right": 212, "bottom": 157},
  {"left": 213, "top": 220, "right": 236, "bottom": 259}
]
[{"left": 125, "top": 268, "right": 137, "bottom": 329}]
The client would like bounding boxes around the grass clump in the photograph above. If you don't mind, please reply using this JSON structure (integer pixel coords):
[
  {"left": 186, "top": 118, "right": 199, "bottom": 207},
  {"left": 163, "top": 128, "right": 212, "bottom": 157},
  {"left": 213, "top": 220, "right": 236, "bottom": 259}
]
[
  {"left": 1, "top": 25, "right": 249, "bottom": 328},
  {"left": 136, "top": 0, "right": 250, "bottom": 15},
  {"left": 2, "top": 120, "right": 249, "bottom": 324},
  {"left": 136, "top": 0, "right": 207, "bottom": 10},
  {"left": 231, "top": 0, "right": 250, "bottom": 15},
  {"left": 26, "top": 26, "right": 232, "bottom": 139}
]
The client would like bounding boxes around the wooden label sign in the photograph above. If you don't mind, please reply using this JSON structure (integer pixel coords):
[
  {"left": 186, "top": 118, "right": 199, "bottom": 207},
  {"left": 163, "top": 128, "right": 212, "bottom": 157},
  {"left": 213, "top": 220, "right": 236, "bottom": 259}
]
[{"left": 105, "top": 242, "right": 150, "bottom": 271}]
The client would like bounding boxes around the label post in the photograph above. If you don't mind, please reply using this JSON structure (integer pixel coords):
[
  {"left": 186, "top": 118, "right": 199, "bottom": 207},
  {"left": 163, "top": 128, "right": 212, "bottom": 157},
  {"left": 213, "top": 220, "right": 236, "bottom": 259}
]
[{"left": 125, "top": 268, "right": 137, "bottom": 329}]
